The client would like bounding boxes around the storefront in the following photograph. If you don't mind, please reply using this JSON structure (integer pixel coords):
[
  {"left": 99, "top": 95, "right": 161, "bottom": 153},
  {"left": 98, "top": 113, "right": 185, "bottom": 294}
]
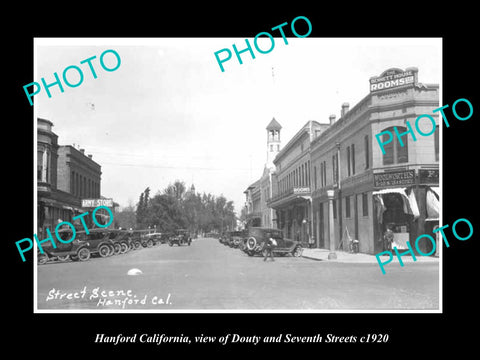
[{"left": 372, "top": 169, "right": 439, "bottom": 255}]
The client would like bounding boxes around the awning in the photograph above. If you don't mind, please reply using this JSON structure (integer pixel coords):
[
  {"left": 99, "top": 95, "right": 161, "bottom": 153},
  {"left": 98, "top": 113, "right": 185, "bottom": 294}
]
[
  {"left": 426, "top": 187, "right": 440, "bottom": 220},
  {"left": 373, "top": 187, "right": 420, "bottom": 222},
  {"left": 430, "top": 187, "right": 440, "bottom": 199}
]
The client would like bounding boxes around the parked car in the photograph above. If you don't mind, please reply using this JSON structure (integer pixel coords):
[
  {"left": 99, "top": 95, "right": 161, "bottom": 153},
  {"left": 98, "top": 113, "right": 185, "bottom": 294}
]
[
  {"left": 143, "top": 232, "right": 163, "bottom": 247},
  {"left": 107, "top": 229, "right": 130, "bottom": 254},
  {"left": 76, "top": 229, "right": 116, "bottom": 257},
  {"left": 226, "top": 230, "right": 246, "bottom": 248},
  {"left": 126, "top": 230, "right": 147, "bottom": 250},
  {"left": 168, "top": 229, "right": 192, "bottom": 246},
  {"left": 159, "top": 232, "right": 172, "bottom": 244},
  {"left": 243, "top": 227, "right": 303, "bottom": 257},
  {"left": 218, "top": 232, "right": 229, "bottom": 245},
  {"left": 37, "top": 229, "right": 91, "bottom": 264}
]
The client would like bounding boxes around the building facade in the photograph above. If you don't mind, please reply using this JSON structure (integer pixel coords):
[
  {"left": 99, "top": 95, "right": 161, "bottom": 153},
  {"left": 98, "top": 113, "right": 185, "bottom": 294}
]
[
  {"left": 57, "top": 145, "right": 101, "bottom": 199},
  {"left": 37, "top": 118, "right": 82, "bottom": 238},
  {"left": 309, "top": 67, "right": 440, "bottom": 254},
  {"left": 243, "top": 118, "right": 282, "bottom": 228},
  {"left": 267, "top": 120, "right": 329, "bottom": 245},
  {"left": 37, "top": 118, "right": 108, "bottom": 237}
]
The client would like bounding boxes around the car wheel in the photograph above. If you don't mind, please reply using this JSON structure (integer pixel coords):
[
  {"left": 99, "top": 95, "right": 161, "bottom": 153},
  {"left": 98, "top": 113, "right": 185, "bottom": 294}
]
[
  {"left": 120, "top": 242, "right": 129, "bottom": 253},
  {"left": 57, "top": 254, "right": 70, "bottom": 262},
  {"left": 246, "top": 237, "right": 257, "bottom": 251},
  {"left": 113, "top": 243, "right": 122, "bottom": 254},
  {"left": 77, "top": 247, "right": 91, "bottom": 261},
  {"left": 169, "top": 242, "right": 173, "bottom": 247},
  {"left": 292, "top": 246, "right": 303, "bottom": 257},
  {"left": 247, "top": 250, "right": 255, "bottom": 257},
  {"left": 99, "top": 244, "right": 110, "bottom": 258},
  {"left": 147, "top": 239, "right": 153, "bottom": 248},
  {"left": 134, "top": 241, "right": 141, "bottom": 250},
  {"left": 38, "top": 253, "right": 48, "bottom": 265}
]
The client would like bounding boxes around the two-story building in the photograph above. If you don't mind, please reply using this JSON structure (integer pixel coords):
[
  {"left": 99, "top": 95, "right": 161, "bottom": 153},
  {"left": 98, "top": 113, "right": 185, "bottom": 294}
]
[
  {"left": 310, "top": 67, "right": 440, "bottom": 254},
  {"left": 267, "top": 120, "right": 329, "bottom": 245},
  {"left": 37, "top": 118, "right": 110, "bottom": 236}
]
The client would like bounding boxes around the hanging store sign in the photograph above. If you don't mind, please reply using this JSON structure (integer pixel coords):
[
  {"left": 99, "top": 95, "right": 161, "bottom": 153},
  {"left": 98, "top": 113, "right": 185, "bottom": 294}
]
[
  {"left": 293, "top": 187, "right": 310, "bottom": 195},
  {"left": 374, "top": 170, "right": 415, "bottom": 188},
  {"left": 370, "top": 68, "right": 416, "bottom": 93},
  {"left": 81, "top": 198, "right": 114, "bottom": 208}
]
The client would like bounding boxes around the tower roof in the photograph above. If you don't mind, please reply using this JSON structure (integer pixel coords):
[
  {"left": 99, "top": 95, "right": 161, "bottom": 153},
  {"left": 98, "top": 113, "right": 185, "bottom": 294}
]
[{"left": 266, "top": 117, "right": 282, "bottom": 130}]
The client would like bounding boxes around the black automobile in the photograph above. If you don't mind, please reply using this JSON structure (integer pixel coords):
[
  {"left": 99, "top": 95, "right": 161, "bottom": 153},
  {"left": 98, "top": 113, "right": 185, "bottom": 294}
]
[
  {"left": 226, "top": 230, "right": 247, "bottom": 248},
  {"left": 243, "top": 227, "right": 303, "bottom": 257},
  {"left": 37, "top": 229, "right": 91, "bottom": 264},
  {"left": 168, "top": 229, "right": 192, "bottom": 246},
  {"left": 76, "top": 229, "right": 116, "bottom": 257},
  {"left": 107, "top": 229, "right": 130, "bottom": 254}
]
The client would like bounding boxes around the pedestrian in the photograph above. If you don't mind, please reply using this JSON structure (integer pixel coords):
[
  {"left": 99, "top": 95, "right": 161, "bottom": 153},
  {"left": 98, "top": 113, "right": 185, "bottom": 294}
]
[
  {"left": 263, "top": 236, "right": 276, "bottom": 262},
  {"left": 383, "top": 223, "right": 394, "bottom": 251}
]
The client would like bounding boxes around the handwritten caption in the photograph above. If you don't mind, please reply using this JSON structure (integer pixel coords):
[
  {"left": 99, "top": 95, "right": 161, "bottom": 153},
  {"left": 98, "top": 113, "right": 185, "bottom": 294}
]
[{"left": 46, "top": 286, "right": 172, "bottom": 309}]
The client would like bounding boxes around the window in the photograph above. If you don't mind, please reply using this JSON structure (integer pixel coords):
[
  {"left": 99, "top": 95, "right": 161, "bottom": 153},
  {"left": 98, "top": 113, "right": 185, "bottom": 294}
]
[
  {"left": 333, "top": 199, "right": 337, "bottom": 219},
  {"left": 347, "top": 146, "right": 351, "bottom": 177},
  {"left": 345, "top": 196, "right": 351, "bottom": 218},
  {"left": 332, "top": 154, "right": 339, "bottom": 184},
  {"left": 301, "top": 164, "right": 304, "bottom": 186},
  {"left": 71, "top": 171, "right": 75, "bottom": 194},
  {"left": 37, "top": 150, "right": 43, "bottom": 181},
  {"left": 382, "top": 126, "right": 409, "bottom": 165},
  {"left": 364, "top": 135, "right": 369, "bottom": 169},
  {"left": 434, "top": 125, "right": 439, "bottom": 161},
  {"left": 351, "top": 144, "right": 355, "bottom": 175},
  {"left": 307, "top": 160, "right": 310, "bottom": 186},
  {"left": 362, "top": 193, "right": 368, "bottom": 216},
  {"left": 314, "top": 166, "right": 317, "bottom": 190}
]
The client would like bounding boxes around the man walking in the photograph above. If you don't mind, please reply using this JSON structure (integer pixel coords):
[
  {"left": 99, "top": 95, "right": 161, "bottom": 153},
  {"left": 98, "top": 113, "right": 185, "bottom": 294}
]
[{"left": 263, "top": 235, "right": 276, "bottom": 262}]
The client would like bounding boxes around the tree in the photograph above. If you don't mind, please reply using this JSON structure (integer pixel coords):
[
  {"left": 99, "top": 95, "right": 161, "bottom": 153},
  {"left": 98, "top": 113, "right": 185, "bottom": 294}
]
[{"left": 132, "top": 181, "right": 238, "bottom": 234}]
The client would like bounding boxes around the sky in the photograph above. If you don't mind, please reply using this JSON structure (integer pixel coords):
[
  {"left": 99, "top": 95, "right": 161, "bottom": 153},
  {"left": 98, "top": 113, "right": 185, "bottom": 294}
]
[{"left": 35, "top": 37, "right": 441, "bottom": 214}]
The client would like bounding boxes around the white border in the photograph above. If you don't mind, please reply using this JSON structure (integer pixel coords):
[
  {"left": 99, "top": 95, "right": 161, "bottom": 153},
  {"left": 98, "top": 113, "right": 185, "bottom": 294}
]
[{"left": 33, "top": 37, "right": 442, "bottom": 314}]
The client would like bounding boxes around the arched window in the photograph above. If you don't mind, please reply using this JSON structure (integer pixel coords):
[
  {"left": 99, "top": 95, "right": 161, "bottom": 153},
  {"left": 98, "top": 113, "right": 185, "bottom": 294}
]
[{"left": 382, "top": 126, "right": 409, "bottom": 165}]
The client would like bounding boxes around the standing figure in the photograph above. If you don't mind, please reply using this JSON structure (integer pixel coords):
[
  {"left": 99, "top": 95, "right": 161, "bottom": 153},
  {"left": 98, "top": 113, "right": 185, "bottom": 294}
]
[
  {"left": 263, "top": 236, "right": 276, "bottom": 262},
  {"left": 383, "top": 223, "right": 395, "bottom": 251}
]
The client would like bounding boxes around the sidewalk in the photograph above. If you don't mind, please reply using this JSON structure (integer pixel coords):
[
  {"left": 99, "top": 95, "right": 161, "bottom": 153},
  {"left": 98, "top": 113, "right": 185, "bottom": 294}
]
[{"left": 301, "top": 248, "right": 439, "bottom": 263}]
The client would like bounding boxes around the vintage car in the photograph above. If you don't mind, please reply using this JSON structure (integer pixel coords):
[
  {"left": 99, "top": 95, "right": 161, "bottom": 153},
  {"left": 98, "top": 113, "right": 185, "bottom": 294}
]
[
  {"left": 143, "top": 232, "right": 163, "bottom": 247},
  {"left": 37, "top": 229, "right": 91, "bottom": 264},
  {"left": 107, "top": 229, "right": 130, "bottom": 254},
  {"left": 168, "top": 229, "right": 192, "bottom": 246},
  {"left": 243, "top": 227, "right": 303, "bottom": 257},
  {"left": 218, "top": 232, "right": 229, "bottom": 245},
  {"left": 126, "top": 230, "right": 148, "bottom": 250},
  {"left": 226, "top": 230, "right": 246, "bottom": 248},
  {"left": 75, "top": 228, "right": 116, "bottom": 257}
]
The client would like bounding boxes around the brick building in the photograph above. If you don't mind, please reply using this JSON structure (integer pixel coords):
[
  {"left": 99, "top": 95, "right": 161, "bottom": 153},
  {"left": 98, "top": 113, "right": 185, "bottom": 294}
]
[
  {"left": 37, "top": 118, "right": 106, "bottom": 236},
  {"left": 309, "top": 67, "right": 440, "bottom": 254}
]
